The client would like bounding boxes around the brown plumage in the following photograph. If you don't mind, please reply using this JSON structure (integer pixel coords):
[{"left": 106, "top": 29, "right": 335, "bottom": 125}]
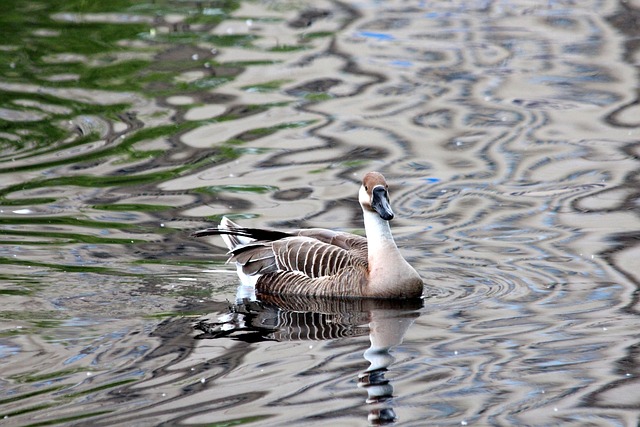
[{"left": 192, "top": 172, "right": 423, "bottom": 299}]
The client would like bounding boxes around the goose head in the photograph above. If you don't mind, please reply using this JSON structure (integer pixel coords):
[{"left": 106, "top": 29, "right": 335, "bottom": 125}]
[{"left": 359, "top": 172, "right": 394, "bottom": 221}]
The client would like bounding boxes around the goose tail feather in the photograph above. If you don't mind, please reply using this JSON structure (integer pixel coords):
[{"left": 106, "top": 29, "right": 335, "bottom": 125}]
[{"left": 191, "top": 216, "right": 293, "bottom": 251}]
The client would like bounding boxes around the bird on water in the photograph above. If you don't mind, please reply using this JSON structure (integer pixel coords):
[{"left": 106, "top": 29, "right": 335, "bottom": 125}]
[{"left": 192, "top": 172, "right": 423, "bottom": 299}]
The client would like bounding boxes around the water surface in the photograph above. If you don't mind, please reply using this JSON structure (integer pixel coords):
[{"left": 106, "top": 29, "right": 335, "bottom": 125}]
[{"left": 1, "top": 0, "right": 639, "bottom": 425}]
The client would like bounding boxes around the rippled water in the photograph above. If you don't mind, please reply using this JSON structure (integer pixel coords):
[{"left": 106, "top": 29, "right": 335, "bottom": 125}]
[{"left": 1, "top": 0, "right": 640, "bottom": 425}]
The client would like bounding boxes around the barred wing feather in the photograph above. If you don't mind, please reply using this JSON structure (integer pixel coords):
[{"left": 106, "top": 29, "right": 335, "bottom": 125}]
[{"left": 230, "top": 236, "right": 367, "bottom": 279}]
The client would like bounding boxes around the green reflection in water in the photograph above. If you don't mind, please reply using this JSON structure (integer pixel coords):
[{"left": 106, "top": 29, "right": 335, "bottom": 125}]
[
  {"left": 0, "top": 289, "right": 32, "bottom": 296},
  {"left": 0, "top": 216, "right": 141, "bottom": 228},
  {"left": 65, "top": 378, "right": 139, "bottom": 398},
  {"left": 0, "top": 257, "right": 128, "bottom": 274},
  {"left": 241, "top": 79, "right": 292, "bottom": 93},
  {"left": 0, "top": 0, "right": 320, "bottom": 423},
  {"left": 11, "top": 368, "right": 97, "bottom": 384},
  {"left": 23, "top": 411, "right": 114, "bottom": 427},
  {"left": 0, "top": 385, "right": 67, "bottom": 406},
  {"left": 8, "top": 408, "right": 113, "bottom": 426},
  {"left": 0, "top": 231, "right": 144, "bottom": 245},
  {"left": 300, "top": 31, "right": 335, "bottom": 40},
  {"left": 269, "top": 44, "right": 309, "bottom": 52},
  {"left": 92, "top": 203, "right": 170, "bottom": 212},
  {"left": 208, "top": 415, "right": 275, "bottom": 426},
  {"left": 0, "top": 0, "right": 317, "bottom": 287},
  {"left": 199, "top": 184, "right": 279, "bottom": 194},
  {"left": 0, "top": 310, "right": 67, "bottom": 332}
]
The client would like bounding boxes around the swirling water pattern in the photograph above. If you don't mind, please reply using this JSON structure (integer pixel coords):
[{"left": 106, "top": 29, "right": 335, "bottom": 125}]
[{"left": 0, "top": 0, "right": 639, "bottom": 425}]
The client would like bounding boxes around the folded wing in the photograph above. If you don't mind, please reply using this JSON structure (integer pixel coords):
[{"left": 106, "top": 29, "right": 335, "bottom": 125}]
[{"left": 230, "top": 236, "right": 367, "bottom": 279}]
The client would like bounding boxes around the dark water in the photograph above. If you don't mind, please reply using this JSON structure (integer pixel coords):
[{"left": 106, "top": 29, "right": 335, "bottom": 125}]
[{"left": 1, "top": 0, "right": 640, "bottom": 425}]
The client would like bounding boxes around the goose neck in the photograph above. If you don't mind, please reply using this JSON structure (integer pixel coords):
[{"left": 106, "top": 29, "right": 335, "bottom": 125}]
[{"left": 363, "top": 209, "right": 397, "bottom": 256}]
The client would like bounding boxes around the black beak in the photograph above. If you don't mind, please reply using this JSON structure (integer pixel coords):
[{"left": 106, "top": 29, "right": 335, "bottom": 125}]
[{"left": 371, "top": 186, "right": 394, "bottom": 221}]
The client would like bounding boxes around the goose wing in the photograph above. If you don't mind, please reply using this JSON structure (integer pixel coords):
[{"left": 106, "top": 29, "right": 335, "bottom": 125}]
[
  {"left": 255, "top": 268, "right": 368, "bottom": 297},
  {"left": 294, "top": 228, "right": 368, "bottom": 259},
  {"left": 230, "top": 235, "right": 367, "bottom": 279}
]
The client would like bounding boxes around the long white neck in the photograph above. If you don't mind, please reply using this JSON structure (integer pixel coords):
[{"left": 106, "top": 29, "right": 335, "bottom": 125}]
[
  {"left": 362, "top": 208, "right": 398, "bottom": 262},
  {"left": 359, "top": 188, "right": 423, "bottom": 297}
]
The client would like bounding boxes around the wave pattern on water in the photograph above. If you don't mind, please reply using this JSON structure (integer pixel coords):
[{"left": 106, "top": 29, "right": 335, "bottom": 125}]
[{"left": 0, "top": 0, "right": 639, "bottom": 426}]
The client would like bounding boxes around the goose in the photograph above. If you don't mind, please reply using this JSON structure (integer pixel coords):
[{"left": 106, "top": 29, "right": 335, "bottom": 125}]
[{"left": 192, "top": 172, "right": 423, "bottom": 299}]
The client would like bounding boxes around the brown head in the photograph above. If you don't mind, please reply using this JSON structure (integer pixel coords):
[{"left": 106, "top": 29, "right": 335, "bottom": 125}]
[{"left": 358, "top": 172, "right": 394, "bottom": 221}]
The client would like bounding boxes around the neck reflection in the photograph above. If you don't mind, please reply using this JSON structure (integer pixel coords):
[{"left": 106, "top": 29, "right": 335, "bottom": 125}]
[{"left": 195, "top": 293, "right": 422, "bottom": 424}]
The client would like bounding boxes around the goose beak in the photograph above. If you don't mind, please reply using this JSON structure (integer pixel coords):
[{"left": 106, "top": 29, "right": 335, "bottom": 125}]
[{"left": 371, "top": 186, "right": 394, "bottom": 221}]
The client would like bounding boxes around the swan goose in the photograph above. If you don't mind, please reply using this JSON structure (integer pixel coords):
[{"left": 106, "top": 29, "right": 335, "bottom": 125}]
[{"left": 193, "top": 172, "right": 423, "bottom": 299}]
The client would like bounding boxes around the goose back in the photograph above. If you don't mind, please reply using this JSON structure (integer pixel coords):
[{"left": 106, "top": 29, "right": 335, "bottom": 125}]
[{"left": 230, "top": 236, "right": 367, "bottom": 279}]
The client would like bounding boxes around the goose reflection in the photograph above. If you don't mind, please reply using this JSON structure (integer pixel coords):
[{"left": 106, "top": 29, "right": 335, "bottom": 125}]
[{"left": 195, "top": 294, "right": 422, "bottom": 424}]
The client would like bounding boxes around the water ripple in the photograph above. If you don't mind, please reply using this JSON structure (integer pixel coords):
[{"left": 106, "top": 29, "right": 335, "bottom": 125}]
[{"left": 1, "top": 0, "right": 639, "bottom": 425}]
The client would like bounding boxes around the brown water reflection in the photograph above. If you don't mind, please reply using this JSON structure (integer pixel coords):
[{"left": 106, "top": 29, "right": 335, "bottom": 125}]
[
  {"left": 1, "top": 0, "right": 640, "bottom": 425},
  {"left": 195, "top": 296, "right": 423, "bottom": 425}
]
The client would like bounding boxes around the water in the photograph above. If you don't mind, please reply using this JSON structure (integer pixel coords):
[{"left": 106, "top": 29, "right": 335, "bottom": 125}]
[{"left": 1, "top": 0, "right": 639, "bottom": 425}]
